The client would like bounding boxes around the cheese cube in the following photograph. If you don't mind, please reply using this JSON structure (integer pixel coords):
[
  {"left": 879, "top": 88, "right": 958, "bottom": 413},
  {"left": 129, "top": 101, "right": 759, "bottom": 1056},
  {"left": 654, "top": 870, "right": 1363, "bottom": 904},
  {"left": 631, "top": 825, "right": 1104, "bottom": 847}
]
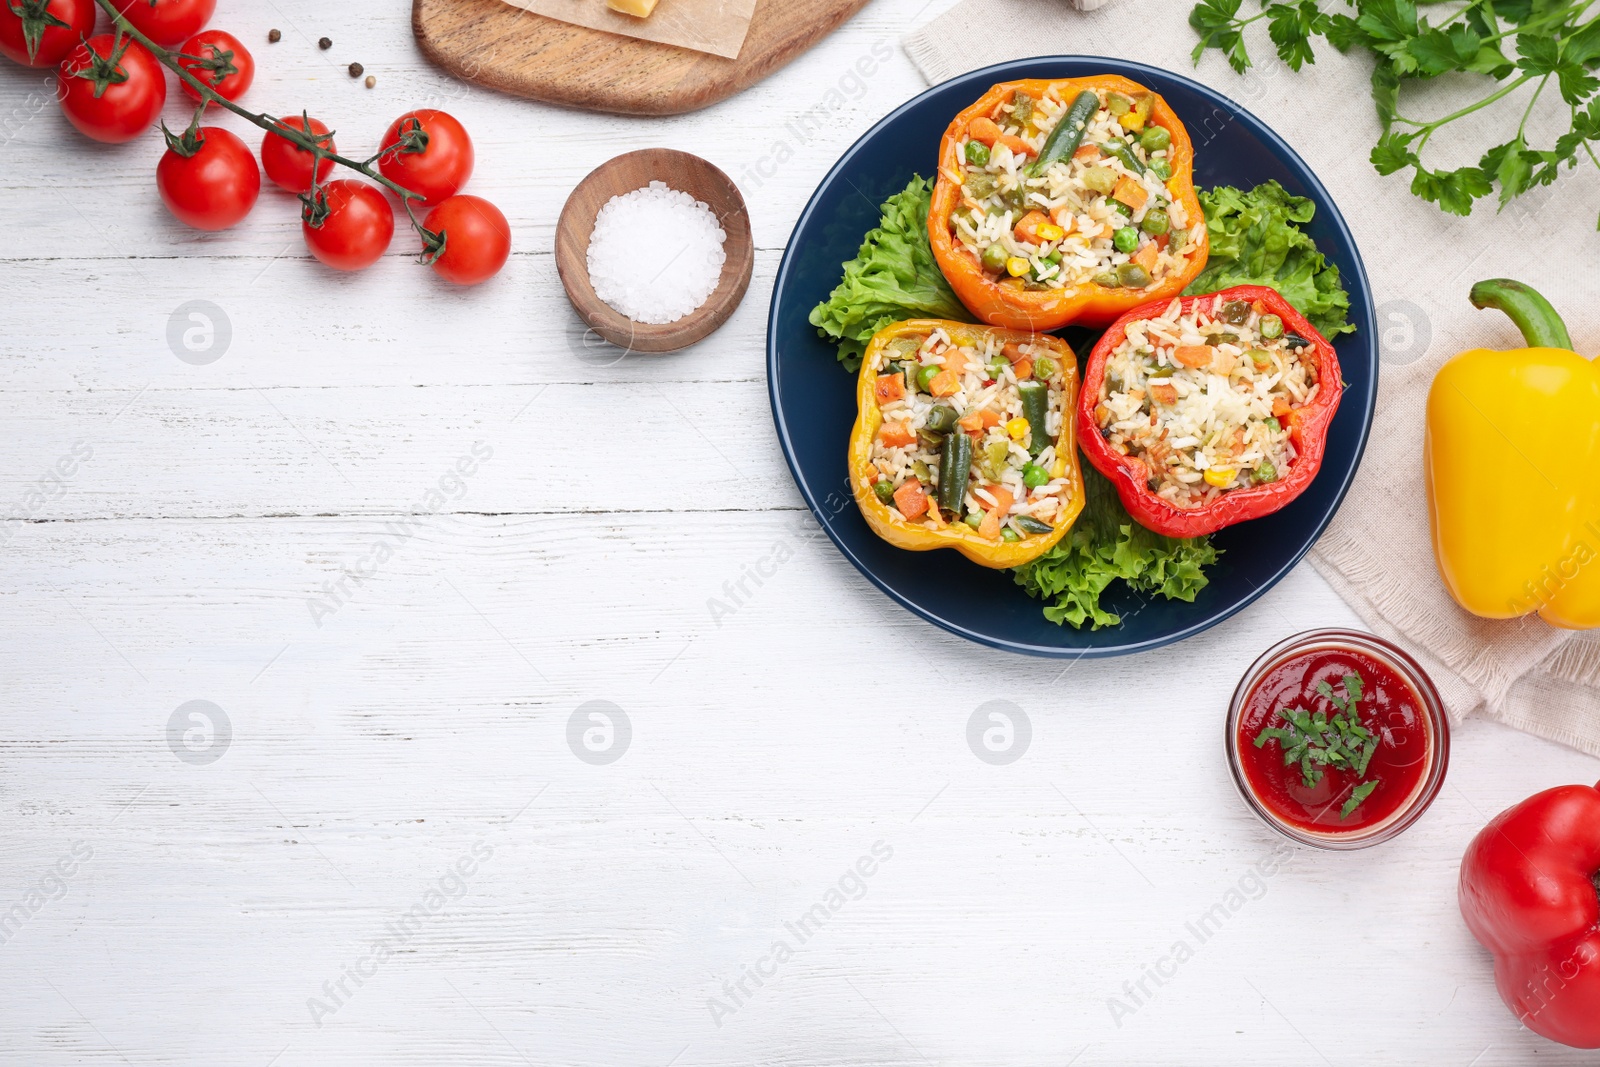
[{"left": 606, "top": 0, "right": 659, "bottom": 15}]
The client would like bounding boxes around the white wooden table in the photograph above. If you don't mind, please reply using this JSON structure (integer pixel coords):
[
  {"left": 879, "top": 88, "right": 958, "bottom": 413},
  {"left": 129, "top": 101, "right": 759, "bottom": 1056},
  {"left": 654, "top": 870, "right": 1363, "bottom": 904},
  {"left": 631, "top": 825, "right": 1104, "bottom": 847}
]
[{"left": 3, "top": 3, "right": 1598, "bottom": 1064}]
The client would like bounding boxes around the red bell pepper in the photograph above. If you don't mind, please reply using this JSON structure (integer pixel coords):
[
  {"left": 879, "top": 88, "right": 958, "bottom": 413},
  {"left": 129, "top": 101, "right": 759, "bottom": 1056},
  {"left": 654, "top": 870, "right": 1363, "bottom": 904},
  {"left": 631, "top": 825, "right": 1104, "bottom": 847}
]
[
  {"left": 1076, "top": 284, "right": 1343, "bottom": 538},
  {"left": 1459, "top": 781, "right": 1600, "bottom": 1049}
]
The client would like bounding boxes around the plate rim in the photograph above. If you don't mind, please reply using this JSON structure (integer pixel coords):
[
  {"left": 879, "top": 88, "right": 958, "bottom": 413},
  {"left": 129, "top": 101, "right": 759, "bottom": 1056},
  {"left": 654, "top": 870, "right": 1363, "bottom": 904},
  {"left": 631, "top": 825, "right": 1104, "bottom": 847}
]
[{"left": 766, "top": 54, "right": 1379, "bottom": 658}]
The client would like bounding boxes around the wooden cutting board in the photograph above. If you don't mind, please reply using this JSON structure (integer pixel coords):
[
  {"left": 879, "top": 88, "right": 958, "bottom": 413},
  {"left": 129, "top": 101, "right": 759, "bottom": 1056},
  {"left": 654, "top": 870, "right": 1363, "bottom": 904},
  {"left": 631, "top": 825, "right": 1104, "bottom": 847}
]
[{"left": 412, "top": 0, "right": 873, "bottom": 116}]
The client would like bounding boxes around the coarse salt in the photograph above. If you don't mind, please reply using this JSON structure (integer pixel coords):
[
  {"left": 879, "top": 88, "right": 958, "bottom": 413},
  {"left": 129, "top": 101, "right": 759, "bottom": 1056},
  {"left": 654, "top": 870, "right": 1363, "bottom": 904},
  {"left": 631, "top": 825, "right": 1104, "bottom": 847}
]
[{"left": 587, "top": 181, "right": 727, "bottom": 325}]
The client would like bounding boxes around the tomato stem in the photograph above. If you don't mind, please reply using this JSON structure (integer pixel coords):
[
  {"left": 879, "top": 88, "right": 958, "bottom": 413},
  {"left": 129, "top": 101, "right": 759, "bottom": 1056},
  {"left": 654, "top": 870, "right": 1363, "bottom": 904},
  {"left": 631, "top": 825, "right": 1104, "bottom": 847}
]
[{"left": 90, "top": 0, "right": 429, "bottom": 237}]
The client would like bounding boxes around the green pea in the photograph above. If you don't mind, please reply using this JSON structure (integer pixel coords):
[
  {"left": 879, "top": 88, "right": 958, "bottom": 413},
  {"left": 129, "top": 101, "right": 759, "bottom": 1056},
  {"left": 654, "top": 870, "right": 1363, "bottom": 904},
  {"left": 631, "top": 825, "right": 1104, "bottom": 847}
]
[
  {"left": 1001, "top": 528, "right": 1021, "bottom": 542},
  {"left": 1082, "top": 166, "right": 1117, "bottom": 194},
  {"left": 986, "top": 355, "right": 1010, "bottom": 378},
  {"left": 965, "top": 140, "right": 991, "bottom": 167},
  {"left": 1093, "top": 270, "right": 1120, "bottom": 288},
  {"left": 1113, "top": 226, "right": 1140, "bottom": 253},
  {"left": 916, "top": 364, "right": 940, "bottom": 391},
  {"left": 1265, "top": 416, "right": 1282, "bottom": 433},
  {"left": 1259, "top": 314, "right": 1284, "bottom": 340},
  {"left": 980, "top": 243, "right": 1008, "bottom": 273},
  {"left": 1140, "top": 208, "right": 1170, "bottom": 236},
  {"left": 964, "top": 512, "right": 983, "bottom": 529},
  {"left": 964, "top": 172, "right": 997, "bottom": 199},
  {"left": 1106, "top": 93, "right": 1132, "bottom": 117},
  {"left": 1022, "top": 463, "right": 1049, "bottom": 489},
  {"left": 873, "top": 480, "right": 896, "bottom": 504},
  {"left": 925, "top": 404, "right": 959, "bottom": 433},
  {"left": 1140, "top": 125, "right": 1171, "bottom": 153},
  {"left": 1149, "top": 159, "right": 1172, "bottom": 181},
  {"left": 1246, "top": 348, "right": 1273, "bottom": 369},
  {"left": 981, "top": 438, "right": 1010, "bottom": 481},
  {"left": 1033, "top": 355, "right": 1059, "bottom": 380},
  {"left": 1117, "top": 262, "right": 1152, "bottom": 289},
  {"left": 1251, "top": 460, "right": 1278, "bottom": 485}
]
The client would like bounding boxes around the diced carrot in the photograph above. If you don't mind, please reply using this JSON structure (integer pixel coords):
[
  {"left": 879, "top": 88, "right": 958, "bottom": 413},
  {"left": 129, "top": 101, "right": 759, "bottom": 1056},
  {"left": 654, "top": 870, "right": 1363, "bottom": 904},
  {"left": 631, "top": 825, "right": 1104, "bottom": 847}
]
[
  {"left": 892, "top": 480, "right": 928, "bottom": 521},
  {"left": 981, "top": 485, "right": 1015, "bottom": 514},
  {"left": 1173, "top": 345, "right": 1213, "bottom": 369},
  {"left": 929, "top": 370, "right": 960, "bottom": 397},
  {"left": 1250, "top": 300, "right": 1266, "bottom": 314},
  {"left": 978, "top": 508, "right": 1003, "bottom": 541},
  {"left": 958, "top": 412, "right": 984, "bottom": 433},
  {"left": 943, "top": 348, "right": 970, "bottom": 376},
  {"left": 1113, "top": 175, "right": 1149, "bottom": 211},
  {"left": 1150, "top": 382, "right": 1178, "bottom": 405},
  {"left": 979, "top": 409, "right": 1002, "bottom": 428},
  {"left": 1002, "top": 342, "right": 1028, "bottom": 364},
  {"left": 1073, "top": 144, "right": 1102, "bottom": 162},
  {"left": 1272, "top": 396, "right": 1292, "bottom": 418},
  {"left": 1014, "top": 210, "right": 1052, "bottom": 243},
  {"left": 874, "top": 373, "right": 905, "bottom": 405},
  {"left": 967, "top": 116, "right": 1034, "bottom": 159},
  {"left": 1132, "top": 242, "right": 1159, "bottom": 273},
  {"left": 1050, "top": 206, "right": 1076, "bottom": 232},
  {"left": 1014, "top": 358, "right": 1034, "bottom": 380},
  {"left": 878, "top": 422, "right": 916, "bottom": 448}
]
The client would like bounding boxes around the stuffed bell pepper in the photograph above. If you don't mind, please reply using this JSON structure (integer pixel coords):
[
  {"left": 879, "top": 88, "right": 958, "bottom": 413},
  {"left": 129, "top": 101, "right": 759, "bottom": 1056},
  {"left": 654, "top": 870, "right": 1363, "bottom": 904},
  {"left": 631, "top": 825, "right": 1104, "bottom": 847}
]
[
  {"left": 930, "top": 75, "right": 1209, "bottom": 332},
  {"left": 1078, "top": 285, "right": 1342, "bottom": 538},
  {"left": 850, "top": 320, "right": 1085, "bottom": 568}
]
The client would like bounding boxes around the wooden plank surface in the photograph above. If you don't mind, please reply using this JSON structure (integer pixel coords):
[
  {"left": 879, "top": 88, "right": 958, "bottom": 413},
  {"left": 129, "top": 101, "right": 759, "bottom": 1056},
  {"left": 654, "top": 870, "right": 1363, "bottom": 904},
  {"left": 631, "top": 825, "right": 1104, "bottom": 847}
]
[
  {"left": 412, "top": 0, "right": 873, "bottom": 115},
  {"left": 2, "top": 0, "right": 1599, "bottom": 1064}
]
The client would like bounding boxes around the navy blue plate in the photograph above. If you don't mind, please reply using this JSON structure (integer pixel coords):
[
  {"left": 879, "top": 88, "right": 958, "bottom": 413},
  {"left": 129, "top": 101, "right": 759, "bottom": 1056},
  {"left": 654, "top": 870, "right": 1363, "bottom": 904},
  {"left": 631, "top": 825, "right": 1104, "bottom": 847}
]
[{"left": 767, "top": 57, "right": 1377, "bottom": 657}]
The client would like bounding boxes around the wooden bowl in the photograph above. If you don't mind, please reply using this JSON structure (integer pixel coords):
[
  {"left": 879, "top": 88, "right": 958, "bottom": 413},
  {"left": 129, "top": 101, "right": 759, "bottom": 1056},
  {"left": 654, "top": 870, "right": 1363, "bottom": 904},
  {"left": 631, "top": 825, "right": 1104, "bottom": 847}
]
[{"left": 555, "top": 149, "right": 754, "bottom": 354}]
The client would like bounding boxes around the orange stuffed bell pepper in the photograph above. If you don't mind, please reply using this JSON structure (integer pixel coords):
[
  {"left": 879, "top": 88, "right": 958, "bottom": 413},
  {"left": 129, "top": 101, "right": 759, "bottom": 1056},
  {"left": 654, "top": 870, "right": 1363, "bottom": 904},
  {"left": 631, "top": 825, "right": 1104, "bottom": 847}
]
[
  {"left": 929, "top": 75, "right": 1209, "bottom": 332},
  {"left": 849, "top": 319, "right": 1084, "bottom": 568}
]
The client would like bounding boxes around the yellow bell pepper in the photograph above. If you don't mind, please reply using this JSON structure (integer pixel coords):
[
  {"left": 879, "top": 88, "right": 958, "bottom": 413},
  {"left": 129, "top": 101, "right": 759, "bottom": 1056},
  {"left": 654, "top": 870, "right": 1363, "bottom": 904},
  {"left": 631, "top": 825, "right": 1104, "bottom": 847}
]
[
  {"left": 849, "top": 320, "right": 1085, "bottom": 569},
  {"left": 1425, "top": 279, "right": 1600, "bottom": 629}
]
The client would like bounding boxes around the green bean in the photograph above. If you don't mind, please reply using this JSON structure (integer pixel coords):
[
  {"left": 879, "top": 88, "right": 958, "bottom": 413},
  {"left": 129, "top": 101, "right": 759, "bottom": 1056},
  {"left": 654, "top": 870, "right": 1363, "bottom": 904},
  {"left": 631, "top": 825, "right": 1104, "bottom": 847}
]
[
  {"left": 1098, "top": 139, "right": 1146, "bottom": 176},
  {"left": 925, "top": 404, "right": 959, "bottom": 434},
  {"left": 1018, "top": 380, "right": 1050, "bottom": 456},
  {"left": 1010, "top": 91, "right": 1034, "bottom": 127},
  {"left": 873, "top": 480, "right": 896, "bottom": 504},
  {"left": 964, "top": 513, "right": 983, "bottom": 529},
  {"left": 965, "top": 140, "right": 990, "bottom": 167},
  {"left": 912, "top": 460, "right": 931, "bottom": 481},
  {"left": 937, "top": 432, "right": 974, "bottom": 515},
  {"left": 964, "top": 172, "right": 997, "bottom": 199},
  {"left": 1106, "top": 93, "right": 1132, "bottom": 116},
  {"left": 1032, "top": 355, "right": 1059, "bottom": 380},
  {"left": 1113, "top": 226, "right": 1140, "bottom": 253},
  {"left": 980, "top": 438, "right": 1010, "bottom": 481},
  {"left": 1028, "top": 90, "right": 1099, "bottom": 177},
  {"left": 1014, "top": 515, "right": 1054, "bottom": 535},
  {"left": 1116, "top": 263, "right": 1152, "bottom": 289},
  {"left": 1259, "top": 314, "right": 1284, "bottom": 340},
  {"left": 1093, "top": 270, "right": 1120, "bottom": 288}
]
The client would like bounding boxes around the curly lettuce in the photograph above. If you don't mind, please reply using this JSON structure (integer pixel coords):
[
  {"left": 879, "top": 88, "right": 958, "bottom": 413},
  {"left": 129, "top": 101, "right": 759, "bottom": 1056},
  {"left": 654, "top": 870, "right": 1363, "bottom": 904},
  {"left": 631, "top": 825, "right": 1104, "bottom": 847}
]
[
  {"left": 808, "top": 176, "right": 970, "bottom": 372},
  {"left": 1185, "top": 181, "right": 1353, "bottom": 339}
]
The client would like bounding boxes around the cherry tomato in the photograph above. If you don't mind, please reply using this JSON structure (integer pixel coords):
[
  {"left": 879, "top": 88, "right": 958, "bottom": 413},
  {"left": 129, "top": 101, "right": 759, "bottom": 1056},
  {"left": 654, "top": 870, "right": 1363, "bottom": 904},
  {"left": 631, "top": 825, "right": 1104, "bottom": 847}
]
[
  {"left": 303, "top": 180, "right": 394, "bottom": 272},
  {"left": 0, "top": 0, "right": 95, "bottom": 67},
  {"left": 57, "top": 35, "right": 168, "bottom": 144},
  {"left": 176, "top": 29, "right": 253, "bottom": 105},
  {"left": 421, "top": 195, "right": 510, "bottom": 286},
  {"left": 378, "top": 109, "right": 474, "bottom": 208},
  {"left": 157, "top": 126, "right": 260, "bottom": 230},
  {"left": 110, "top": 0, "right": 214, "bottom": 47},
  {"left": 260, "top": 115, "right": 335, "bottom": 193}
]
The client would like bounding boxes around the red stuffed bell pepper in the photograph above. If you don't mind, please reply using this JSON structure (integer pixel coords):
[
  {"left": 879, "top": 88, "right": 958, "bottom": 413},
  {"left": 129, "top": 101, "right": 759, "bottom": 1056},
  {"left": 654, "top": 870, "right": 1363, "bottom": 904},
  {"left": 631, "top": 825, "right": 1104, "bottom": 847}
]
[
  {"left": 1078, "top": 284, "right": 1341, "bottom": 538},
  {"left": 1459, "top": 782, "right": 1600, "bottom": 1049}
]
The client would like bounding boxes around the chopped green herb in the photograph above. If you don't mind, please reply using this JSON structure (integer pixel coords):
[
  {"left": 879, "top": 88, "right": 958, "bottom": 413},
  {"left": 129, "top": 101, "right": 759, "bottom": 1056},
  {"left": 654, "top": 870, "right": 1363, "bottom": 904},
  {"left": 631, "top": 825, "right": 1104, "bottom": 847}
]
[{"left": 1253, "top": 672, "right": 1382, "bottom": 819}]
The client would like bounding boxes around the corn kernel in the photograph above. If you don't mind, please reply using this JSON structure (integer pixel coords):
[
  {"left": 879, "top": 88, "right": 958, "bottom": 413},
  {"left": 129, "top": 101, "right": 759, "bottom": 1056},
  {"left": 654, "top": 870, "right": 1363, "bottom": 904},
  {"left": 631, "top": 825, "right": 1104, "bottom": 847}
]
[
  {"left": 1007, "top": 417, "right": 1029, "bottom": 441},
  {"left": 1005, "top": 256, "right": 1030, "bottom": 277},
  {"left": 1203, "top": 467, "right": 1236, "bottom": 488},
  {"left": 1119, "top": 112, "right": 1146, "bottom": 132},
  {"left": 1036, "top": 223, "right": 1065, "bottom": 242},
  {"left": 1051, "top": 456, "right": 1067, "bottom": 479}
]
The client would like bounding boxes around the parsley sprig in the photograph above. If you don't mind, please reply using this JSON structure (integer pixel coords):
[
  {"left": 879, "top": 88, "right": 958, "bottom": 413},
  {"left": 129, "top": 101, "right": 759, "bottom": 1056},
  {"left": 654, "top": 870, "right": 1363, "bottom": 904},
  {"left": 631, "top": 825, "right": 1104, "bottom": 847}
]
[
  {"left": 1253, "top": 672, "right": 1381, "bottom": 819},
  {"left": 1188, "top": 0, "right": 1600, "bottom": 222}
]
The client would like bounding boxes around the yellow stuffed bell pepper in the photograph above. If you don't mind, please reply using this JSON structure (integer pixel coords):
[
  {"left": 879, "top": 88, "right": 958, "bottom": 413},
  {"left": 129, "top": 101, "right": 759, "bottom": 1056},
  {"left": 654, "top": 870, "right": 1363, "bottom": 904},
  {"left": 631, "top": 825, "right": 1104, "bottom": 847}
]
[
  {"left": 849, "top": 319, "right": 1085, "bottom": 569},
  {"left": 1425, "top": 279, "right": 1600, "bottom": 629}
]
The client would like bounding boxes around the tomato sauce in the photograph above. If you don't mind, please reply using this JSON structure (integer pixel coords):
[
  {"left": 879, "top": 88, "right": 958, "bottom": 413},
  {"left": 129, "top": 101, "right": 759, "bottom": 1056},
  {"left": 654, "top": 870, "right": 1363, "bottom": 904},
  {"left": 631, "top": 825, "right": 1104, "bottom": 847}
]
[{"left": 1236, "top": 645, "right": 1432, "bottom": 835}]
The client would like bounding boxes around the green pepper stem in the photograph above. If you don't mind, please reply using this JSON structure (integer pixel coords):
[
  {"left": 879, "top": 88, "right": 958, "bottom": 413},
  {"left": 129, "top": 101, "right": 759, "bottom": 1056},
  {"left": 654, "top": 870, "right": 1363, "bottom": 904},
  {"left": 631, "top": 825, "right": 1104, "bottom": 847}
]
[{"left": 1468, "top": 279, "right": 1574, "bottom": 351}]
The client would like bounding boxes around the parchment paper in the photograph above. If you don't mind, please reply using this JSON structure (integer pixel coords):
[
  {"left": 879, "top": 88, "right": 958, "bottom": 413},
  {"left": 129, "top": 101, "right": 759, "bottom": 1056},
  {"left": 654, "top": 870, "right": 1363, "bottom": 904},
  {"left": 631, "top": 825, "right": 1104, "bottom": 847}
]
[{"left": 499, "top": 0, "right": 756, "bottom": 60}]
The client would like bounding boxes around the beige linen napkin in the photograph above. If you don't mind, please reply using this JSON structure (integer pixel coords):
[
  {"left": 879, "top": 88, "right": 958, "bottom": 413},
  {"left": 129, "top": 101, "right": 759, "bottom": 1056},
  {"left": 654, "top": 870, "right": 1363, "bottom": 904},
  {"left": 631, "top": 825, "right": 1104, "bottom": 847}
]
[
  {"left": 500, "top": 0, "right": 755, "bottom": 59},
  {"left": 905, "top": 0, "right": 1600, "bottom": 755}
]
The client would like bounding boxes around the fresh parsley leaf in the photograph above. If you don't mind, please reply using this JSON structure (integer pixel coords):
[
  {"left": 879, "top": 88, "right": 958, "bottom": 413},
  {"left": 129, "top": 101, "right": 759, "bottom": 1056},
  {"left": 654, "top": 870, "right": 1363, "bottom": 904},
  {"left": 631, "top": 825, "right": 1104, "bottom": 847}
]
[
  {"left": 1267, "top": 1, "right": 1325, "bottom": 71},
  {"left": 1342, "top": 780, "right": 1380, "bottom": 819},
  {"left": 1253, "top": 672, "right": 1383, "bottom": 818}
]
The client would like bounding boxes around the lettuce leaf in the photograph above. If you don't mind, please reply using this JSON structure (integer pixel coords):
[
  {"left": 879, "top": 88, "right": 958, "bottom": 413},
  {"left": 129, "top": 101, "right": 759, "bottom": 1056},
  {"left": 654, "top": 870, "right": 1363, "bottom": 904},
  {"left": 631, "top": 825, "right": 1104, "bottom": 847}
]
[
  {"left": 1184, "top": 181, "right": 1354, "bottom": 339},
  {"left": 808, "top": 176, "right": 970, "bottom": 372},
  {"left": 1013, "top": 462, "right": 1220, "bottom": 629}
]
